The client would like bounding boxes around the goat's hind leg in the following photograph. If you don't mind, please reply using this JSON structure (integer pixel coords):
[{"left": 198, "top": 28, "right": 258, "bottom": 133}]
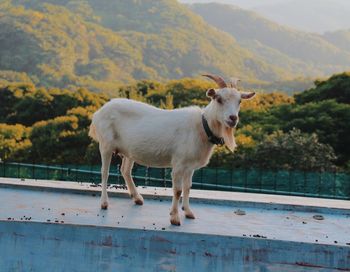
[
  {"left": 121, "top": 157, "right": 144, "bottom": 205},
  {"left": 100, "top": 144, "right": 113, "bottom": 209}
]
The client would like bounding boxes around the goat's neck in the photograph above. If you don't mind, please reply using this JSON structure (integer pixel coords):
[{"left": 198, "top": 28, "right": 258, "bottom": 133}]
[{"left": 203, "top": 104, "right": 223, "bottom": 138}]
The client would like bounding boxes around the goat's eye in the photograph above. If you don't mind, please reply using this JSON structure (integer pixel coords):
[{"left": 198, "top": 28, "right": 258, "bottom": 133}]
[{"left": 217, "top": 97, "right": 223, "bottom": 104}]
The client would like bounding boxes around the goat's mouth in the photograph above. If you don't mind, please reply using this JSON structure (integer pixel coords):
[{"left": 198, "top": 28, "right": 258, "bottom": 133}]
[{"left": 225, "top": 120, "right": 237, "bottom": 128}]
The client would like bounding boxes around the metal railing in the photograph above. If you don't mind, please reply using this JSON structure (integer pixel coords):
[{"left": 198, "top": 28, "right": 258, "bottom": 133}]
[{"left": 0, "top": 161, "right": 349, "bottom": 200}]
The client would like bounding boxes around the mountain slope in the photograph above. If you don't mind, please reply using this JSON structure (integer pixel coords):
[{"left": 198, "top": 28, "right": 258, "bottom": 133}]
[
  {"left": 189, "top": 3, "right": 350, "bottom": 77},
  {"left": 0, "top": 0, "right": 292, "bottom": 92}
]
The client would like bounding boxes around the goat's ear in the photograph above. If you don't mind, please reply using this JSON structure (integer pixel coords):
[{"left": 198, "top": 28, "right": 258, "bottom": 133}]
[
  {"left": 241, "top": 91, "right": 256, "bottom": 100},
  {"left": 206, "top": 88, "right": 216, "bottom": 98}
]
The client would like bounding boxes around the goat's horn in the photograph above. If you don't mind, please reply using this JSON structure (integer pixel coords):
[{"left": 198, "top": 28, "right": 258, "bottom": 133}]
[{"left": 202, "top": 74, "right": 227, "bottom": 88}]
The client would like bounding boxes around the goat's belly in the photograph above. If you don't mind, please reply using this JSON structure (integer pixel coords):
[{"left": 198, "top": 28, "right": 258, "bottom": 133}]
[
  {"left": 123, "top": 147, "right": 173, "bottom": 168},
  {"left": 130, "top": 154, "right": 172, "bottom": 168},
  {"left": 133, "top": 158, "right": 172, "bottom": 168}
]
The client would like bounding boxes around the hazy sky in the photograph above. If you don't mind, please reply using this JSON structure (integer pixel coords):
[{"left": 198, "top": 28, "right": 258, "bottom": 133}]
[
  {"left": 179, "top": 0, "right": 350, "bottom": 9},
  {"left": 180, "top": 0, "right": 350, "bottom": 33},
  {"left": 179, "top": 0, "right": 287, "bottom": 9}
]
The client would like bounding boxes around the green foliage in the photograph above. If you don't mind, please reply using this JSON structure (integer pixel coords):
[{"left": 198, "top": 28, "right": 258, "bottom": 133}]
[
  {"left": 240, "top": 92, "right": 293, "bottom": 111},
  {"left": 282, "top": 101, "right": 349, "bottom": 164},
  {"left": 242, "top": 98, "right": 350, "bottom": 165},
  {"left": 165, "top": 78, "right": 211, "bottom": 107},
  {"left": 0, "top": 82, "right": 107, "bottom": 163},
  {"left": 30, "top": 115, "right": 90, "bottom": 163},
  {"left": 248, "top": 129, "right": 336, "bottom": 171},
  {"left": 0, "top": 83, "right": 36, "bottom": 123},
  {"left": 121, "top": 78, "right": 213, "bottom": 107},
  {"left": 0, "top": 123, "right": 32, "bottom": 161},
  {"left": 295, "top": 72, "right": 350, "bottom": 104},
  {"left": 0, "top": 72, "right": 349, "bottom": 171},
  {"left": 0, "top": 84, "right": 108, "bottom": 125},
  {"left": 210, "top": 129, "right": 337, "bottom": 171},
  {"left": 0, "top": 70, "right": 34, "bottom": 85},
  {"left": 11, "top": 88, "right": 54, "bottom": 126}
]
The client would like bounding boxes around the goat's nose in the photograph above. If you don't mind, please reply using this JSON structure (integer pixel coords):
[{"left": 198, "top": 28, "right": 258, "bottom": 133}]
[{"left": 229, "top": 115, "right": 238, "bottom": 122}]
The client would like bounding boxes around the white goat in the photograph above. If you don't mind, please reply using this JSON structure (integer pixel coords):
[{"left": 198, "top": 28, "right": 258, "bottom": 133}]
[{"left": 89, "top": 75, "right": 255, "bottom": 226}]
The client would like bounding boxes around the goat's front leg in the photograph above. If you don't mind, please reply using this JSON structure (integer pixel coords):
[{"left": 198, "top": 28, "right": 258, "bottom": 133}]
[
  {"left": 182, "top": 170, "right": 195, "bottom": 219},
  {"left": 170, "top": 168, "right": 183, "bottom": 226},
  {"left": 100, "top": 145, "right": 113, "bottom": 209}
]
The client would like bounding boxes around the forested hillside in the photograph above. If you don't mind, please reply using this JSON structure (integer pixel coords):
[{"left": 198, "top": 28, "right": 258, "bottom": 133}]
[
  {"left": 190, "top": 3, "right": 350, "bottom": 77},
  {"left": 2, "top": 0, "right": 348, "bottom": 94},
  {"left": 0, "top": 0, "right": 291, "bottom": 93},
  {"left": 1, "top": 73, "right": 349, "bottom": 171}
]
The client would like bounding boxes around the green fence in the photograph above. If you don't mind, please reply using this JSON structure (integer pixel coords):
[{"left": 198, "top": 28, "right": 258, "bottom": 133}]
[{"left": 0, "top": 161, "right": 349, "bottom": 200}]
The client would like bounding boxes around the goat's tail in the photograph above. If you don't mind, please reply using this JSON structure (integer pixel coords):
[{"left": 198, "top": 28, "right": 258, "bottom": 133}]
[{"left": 88, "top": 122, "right": 99, "bottom": 142}]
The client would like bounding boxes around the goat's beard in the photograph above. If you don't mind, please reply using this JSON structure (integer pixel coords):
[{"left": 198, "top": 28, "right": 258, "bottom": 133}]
[{"left": 222, "top": 127, "right": 237, "bottom": 152}]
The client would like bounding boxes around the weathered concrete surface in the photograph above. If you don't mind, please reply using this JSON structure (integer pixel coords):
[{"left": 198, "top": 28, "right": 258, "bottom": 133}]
[
  {"left": 1, "top": 177, "right": 349, "bottom": 211},
  {"left": 1, "top": 221, "right": 349, "bottom": 272},
  {"left": 0, "top": 178, "right": 349, "bottom": 271}
]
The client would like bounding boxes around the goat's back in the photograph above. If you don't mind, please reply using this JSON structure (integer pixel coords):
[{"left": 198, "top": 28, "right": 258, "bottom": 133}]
[{"left": 90, "top": 99, "right": 212, "bottom": 168}]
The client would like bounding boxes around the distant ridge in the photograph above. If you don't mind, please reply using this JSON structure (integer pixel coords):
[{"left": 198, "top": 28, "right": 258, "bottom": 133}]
[
  {"left": 189, "top": 3, "right": 350, "bottom": 78},
  {"left": 180, "top": 0, "right": 350, "bottom": 34}
]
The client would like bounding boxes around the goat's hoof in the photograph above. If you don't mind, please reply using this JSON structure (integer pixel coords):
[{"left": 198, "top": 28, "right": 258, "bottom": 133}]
[
  {"left": 101, "top": 202, "right": 108, "bottom": 210},
  {"left": 134, "top": 198, "right": 144, "bottom": 205},
  {"left": 170, "top": 214, "right": 181, "bottom": 226},
  {"left": 133, "top": 194, "right": 144, "bottom": 205},
  {"left": 170, "top": 219, "right": 181, "bottom": 226},
  {"left": 185, "top": 211, "right": 195, "bottom": 219}
]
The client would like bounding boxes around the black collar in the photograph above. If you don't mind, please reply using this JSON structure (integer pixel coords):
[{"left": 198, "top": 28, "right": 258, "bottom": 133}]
[{"left": 201, "top": 114, "right": 225, "bottom": 145}]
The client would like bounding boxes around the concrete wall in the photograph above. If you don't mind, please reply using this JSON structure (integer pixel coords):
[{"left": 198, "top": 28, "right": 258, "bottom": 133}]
[{"left": 1, "top": 221, "right": 349, "bottom": 272}]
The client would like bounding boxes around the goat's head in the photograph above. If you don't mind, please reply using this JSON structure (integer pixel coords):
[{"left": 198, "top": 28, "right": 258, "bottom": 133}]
[{"left": 203, "top": 74, "right": 256, "bottom": 151}]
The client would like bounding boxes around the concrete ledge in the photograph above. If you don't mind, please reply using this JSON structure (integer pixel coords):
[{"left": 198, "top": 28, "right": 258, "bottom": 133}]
[
  {"left": 1, "top": 177, "right": 350, "bottom": 271},
  {"left": 0, "top": 177, "right": 349, "bottom": 215}
]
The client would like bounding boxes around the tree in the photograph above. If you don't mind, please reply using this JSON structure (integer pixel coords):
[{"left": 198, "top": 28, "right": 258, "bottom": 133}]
[
  {"left": 11, "top": 88, "right": 54, "bottom": 126},
  {"left": 295, "top": 72, "right": 350, "bottom": 104},
  {"left": 29, "top": 116, "right": 90, "bottom": 164},
  {"left": 250, "top": 129, "right": 336, "bottom": 171},
  {"left": 0, "top": 84, "right": 108, "bottom": 126},
  {"left": 0, "top": 83, "right": 35, "bottom": 123},
  {"left": 241, "top": 99, "right": 350, "bottom": 165},
  {"left": 0, "top": 123, "right": 31, "bottom": 161},
  {"left": 277, "top": 100, "right": 350, "bottom": 164},
  {"left": 165, "top": 78, "right": 211, "bottom": 107}
]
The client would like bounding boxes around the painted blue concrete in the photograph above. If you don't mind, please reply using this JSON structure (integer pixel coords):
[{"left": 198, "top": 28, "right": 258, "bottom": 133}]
[
  {"left": 0, "top": 183, "right": 349, "bottom": 271},
  {"left": 1, "top": 221, "right": 349, "bottom": 271}
]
